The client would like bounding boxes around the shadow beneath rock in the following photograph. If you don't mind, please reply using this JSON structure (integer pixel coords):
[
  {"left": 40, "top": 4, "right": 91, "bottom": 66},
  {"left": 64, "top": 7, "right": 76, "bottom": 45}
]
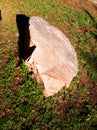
[{"left": 16, "top": 14, "right": 36, "bottom": 61}]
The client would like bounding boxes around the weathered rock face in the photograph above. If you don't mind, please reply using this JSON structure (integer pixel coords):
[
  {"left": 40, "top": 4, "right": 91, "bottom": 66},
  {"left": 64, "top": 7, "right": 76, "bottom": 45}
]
[{"left": 25, "top": 16, "right": 78, "bottom": 97}]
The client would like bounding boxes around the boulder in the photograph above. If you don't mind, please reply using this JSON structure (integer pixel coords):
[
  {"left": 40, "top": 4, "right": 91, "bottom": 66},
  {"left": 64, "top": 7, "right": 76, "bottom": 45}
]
[{"left": 25, "top": 16, "right": 78, "bottom": 97}]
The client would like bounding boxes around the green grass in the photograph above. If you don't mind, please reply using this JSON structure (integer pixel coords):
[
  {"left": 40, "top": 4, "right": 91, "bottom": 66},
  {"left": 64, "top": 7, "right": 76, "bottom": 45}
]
[{"left": 0, "top": 0, "right": 97, "bottom": 130}]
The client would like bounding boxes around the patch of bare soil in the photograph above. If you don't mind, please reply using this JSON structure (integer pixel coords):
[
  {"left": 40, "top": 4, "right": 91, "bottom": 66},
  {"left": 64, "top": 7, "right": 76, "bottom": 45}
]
[
  {"left": 80, "top": 68, "right": 90, "bottom": 84},
  {"left": 0, "top": 106, "right": 14, "bottom": 120},
  {"left": 55, "top": 91, "right": 85, "bottom": 121},
  {"left": 60, "top": 0, "right": 97, "bottom": 15},
  {"left": 89, "top": 0, "right": 97, "bottom": 4},
  {"left": 87, "top": 81, "right": 97, "bottom": 106},
  {"left": 61, "top": 0, "right": 82, "bottom": 9},
  {"left": 8, "top": 71, "right": 23, "bottom": 91},
  {"left": 79, "top": 68, "right": 97, "bottom": 106},
  {"left": 1, "top": 56, "right": 10, "bottom": 67}
]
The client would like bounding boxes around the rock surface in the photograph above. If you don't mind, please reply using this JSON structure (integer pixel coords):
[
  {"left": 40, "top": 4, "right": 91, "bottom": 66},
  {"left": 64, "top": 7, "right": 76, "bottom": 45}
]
[{"left": 25, "top": 16, "right": 78, "bottom": 97}]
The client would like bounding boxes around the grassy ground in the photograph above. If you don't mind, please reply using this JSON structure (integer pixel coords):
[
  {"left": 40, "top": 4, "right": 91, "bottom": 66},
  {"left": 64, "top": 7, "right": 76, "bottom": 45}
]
[{"left": 0, "top": 0, "right": 97, "bottom": 130}]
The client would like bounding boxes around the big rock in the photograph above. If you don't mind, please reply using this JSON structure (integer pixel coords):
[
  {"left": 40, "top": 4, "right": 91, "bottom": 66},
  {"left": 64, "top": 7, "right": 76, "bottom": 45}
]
[{"left": 25, "top": 16, "right": 78, "bottom": 97}]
